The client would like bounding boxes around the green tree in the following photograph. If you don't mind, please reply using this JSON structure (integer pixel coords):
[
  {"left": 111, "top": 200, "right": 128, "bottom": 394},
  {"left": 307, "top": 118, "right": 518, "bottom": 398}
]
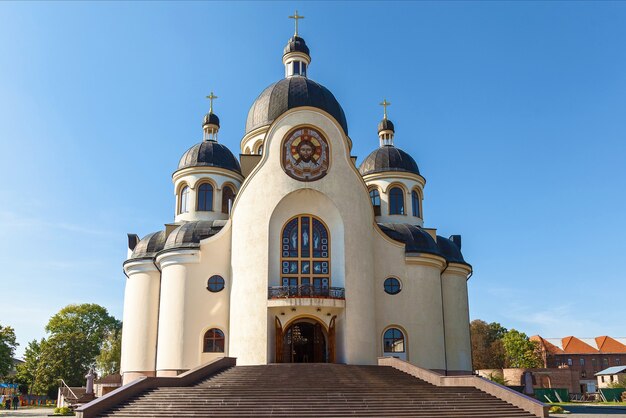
[
  {"left": 15, "top": 339, "right": 43, "bottom": 394},
  {"left": 470, "top": 320, "right": 507, "bottom": 370},
  {"left": 501, "top": 329, "right": 542, "bottom": 368},
  {"left": 0, "top": 323, "right": 18, "bottom": 379},
  {"left": 33, "top": 304, "right": 121, "bottom": 397},
  {"left": 96, "top": 328, "right": 122, "bottom": 376}
]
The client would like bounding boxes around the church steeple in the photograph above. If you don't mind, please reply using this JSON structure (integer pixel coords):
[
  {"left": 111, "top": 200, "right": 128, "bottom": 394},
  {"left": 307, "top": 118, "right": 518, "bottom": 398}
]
[
  {"left": 203, "top": 91, "right": 220, "bottom": 142},
  {"left": 378, "top": 99, "right": 395, "bottom": 147},
  {"left": 283, "top": 10, "right": 311, "bottom": 78}
]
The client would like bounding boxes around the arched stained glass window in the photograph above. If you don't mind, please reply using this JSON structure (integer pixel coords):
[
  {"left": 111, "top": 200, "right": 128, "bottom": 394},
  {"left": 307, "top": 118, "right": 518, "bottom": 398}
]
[
  {"left": 389, "top": 187, "right": 404, "bottom": 215},
  {"left": 197, "top": 183, "right": 213, "bottom": 211},
  {"left": 222, "top": 185, "right": 236, "bottom": 214},
  {"left": 281, "top": 215, "right": 330, "bottom": 297},
  {"left": 179, "top": 186, "right": 190, "bottom": 214},
  {"left": 203, "top": 328, "right": 225, "bottom": 352},
  {"left": 383, "top": 328, "right": 405, "bottom": 353},
  {"left": 369, "top": 189, "right": 381, "bottom": 216},
  {"left": 411, "top": 190, "right": 420, "bottom": 217}
]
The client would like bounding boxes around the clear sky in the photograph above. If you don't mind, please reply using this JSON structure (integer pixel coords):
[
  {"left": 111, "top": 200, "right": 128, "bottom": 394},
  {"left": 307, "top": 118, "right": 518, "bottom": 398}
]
[{"left": 1, "top": 1, "right": 625, "bottom": 357}]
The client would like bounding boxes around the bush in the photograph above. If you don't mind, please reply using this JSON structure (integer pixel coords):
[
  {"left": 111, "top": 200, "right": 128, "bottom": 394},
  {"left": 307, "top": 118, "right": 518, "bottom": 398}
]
[
  {"left": 487, "top": 372, "right": 509, "bottom": 386},
  {"left": 53, "top": 406, "right": 74, "bottom": 416},
  {"left": 548, "top": 405, "right": 569, "bottom": 414}
]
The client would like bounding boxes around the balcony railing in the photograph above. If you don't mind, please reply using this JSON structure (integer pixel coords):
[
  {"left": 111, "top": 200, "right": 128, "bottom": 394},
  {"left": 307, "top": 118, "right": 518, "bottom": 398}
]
[{"left": 268, "top": 285, "right": 345, "bottom": 300}]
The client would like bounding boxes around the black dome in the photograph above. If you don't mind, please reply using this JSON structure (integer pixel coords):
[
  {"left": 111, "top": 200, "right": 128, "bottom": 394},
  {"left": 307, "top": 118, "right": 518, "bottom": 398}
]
[
  {"left": 377, "top": 223, "right": 441, "bottom": 257},
  {"left": 284, "top": 36, "right": 310, "bottom": 56},
  {"left": 203, "top": 113, "right": 220, "bottom": 127},
  {"left": 359, "top": 146, "right": 420, "bottom": 176},
  {"left": 378, "top": 118, "right": 395, "bottom": 133},
  {"left": 129, "top": 231, "right": 167, "bottom": 260},
  {"left": 436, "top": 235, "right": 470, "bottom": 267},
  {"left": 164, "top": 220, "right": 226, "bottom": 251},
  {"left": 245, "top": 77, "right": 348, "bottom": 135},
  {"left": 177, "top": 141, "right": 241, "bottom": 174}
]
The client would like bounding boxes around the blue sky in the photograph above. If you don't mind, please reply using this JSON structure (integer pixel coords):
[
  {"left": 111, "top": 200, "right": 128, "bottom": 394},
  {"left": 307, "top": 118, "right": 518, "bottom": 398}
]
[{"left": 1, "top": 2, "right": 625, "bottom": 357}]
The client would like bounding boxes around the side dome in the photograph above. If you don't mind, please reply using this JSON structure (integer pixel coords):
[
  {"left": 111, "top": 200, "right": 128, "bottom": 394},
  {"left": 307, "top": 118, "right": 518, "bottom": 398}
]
[
  {"left": 163, "top": 220, "right": 226, "bottom": 251},
  {"left": 359, "top": 146, "right": 420, "bottom": 176},
  {"left": 177, "top": 141, "right": 242, "bottom": 174},
  {"left": 245, "top": 77, "right": 348, "bottom": 135},
  {"left": 377, "top": 223, "right": 441, "bottom": 256},
  {"left": 129, "top": 231, "right": 167, "bottom": 260},
  {"left": 436, "top": 235, "right": 470, "bottom": 267}
]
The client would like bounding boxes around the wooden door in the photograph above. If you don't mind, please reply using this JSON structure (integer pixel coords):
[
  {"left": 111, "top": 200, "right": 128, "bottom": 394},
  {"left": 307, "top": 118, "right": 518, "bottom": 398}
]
[
  {"left": 275, "top": 316, "right": 283, "bottom": 363},
  {"left": 329, "top": 315, "right": 336, "bottom": 363}
]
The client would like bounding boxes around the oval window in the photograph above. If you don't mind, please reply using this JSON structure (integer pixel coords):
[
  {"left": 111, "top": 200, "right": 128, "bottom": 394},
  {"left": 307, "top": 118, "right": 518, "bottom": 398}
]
[
  {"left": 384, "top": 278, "right": 401, "bottom": 295},
  {"left": 207, "top": 275, "right": 225, "bottom": 292}
]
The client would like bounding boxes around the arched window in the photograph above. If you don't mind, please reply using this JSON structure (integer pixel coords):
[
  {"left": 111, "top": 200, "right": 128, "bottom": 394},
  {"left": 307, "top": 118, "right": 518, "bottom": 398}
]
[
  {"left": 383, "top": 328, "right": 405, "bottom": 353},
  {"left": 179, "top": 186, "right": 190, "bottom": 214},
  {"left": 384, "top": 278, "right": 401, "bottom": 295},
  {"left": 369, "top": 189, "right": 381, "bottom": 216},
  {"left": 281, "top": 215, "right": 330, "bottom": 297},
  {"left": 389, "top": 187, "right": 404, "bottom": 215},
  {"left": 203, "top": 328, "right": 225, "bottom": 352},
  {"left": 222, "top": 185, "right": 236, "bottom": 214},
  {"left": 411, "top": 190, "right": 420, "bottom": 217},
  {"left": 197, "top": 183, "right": 213, "bottom": 211},
  {"left": 258, "top": 145, "right": 264, "bottom": 155},
  {"left": 206, "top": 275, "right": 225, "bottom": 292}
]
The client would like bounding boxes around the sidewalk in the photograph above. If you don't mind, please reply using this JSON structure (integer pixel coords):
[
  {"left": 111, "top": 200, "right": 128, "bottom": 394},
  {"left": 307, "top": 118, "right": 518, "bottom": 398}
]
[
  {"left": 0, "top": 408, "right": 55, "bottom": 417},
  {"left": 552, "top": 404, "right": 626, "bottom": 417}
]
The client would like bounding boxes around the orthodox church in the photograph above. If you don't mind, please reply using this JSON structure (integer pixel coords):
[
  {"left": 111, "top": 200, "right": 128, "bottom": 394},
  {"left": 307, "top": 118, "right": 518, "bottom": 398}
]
[{"left": 120, "top": 17, "right": 473, "bottom": 385}]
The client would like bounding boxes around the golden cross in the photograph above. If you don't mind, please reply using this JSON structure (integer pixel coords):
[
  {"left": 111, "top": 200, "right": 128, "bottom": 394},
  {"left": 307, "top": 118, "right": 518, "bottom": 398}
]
[
  {"left": 380, "top": 99, "right": 391, "bottom": 119},
  {"left": 206, "top": 91, "right": 218, "bottom": 114},
  {"left": 289, "top": 10, "right": 304, "bottom": 36}
]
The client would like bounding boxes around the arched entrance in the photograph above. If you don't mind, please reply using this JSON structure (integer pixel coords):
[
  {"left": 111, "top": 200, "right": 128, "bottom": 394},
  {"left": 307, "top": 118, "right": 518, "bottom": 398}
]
[{"left": 275, "top": 317, "right": 335, "bottom": 363}]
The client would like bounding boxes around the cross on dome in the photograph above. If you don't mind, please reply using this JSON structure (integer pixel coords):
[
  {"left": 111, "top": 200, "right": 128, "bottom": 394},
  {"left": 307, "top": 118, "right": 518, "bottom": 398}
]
[
  {"left": 288, "top": 10, "right": 304, "bottom": 36},
  {"left": 379, "top": 99, "right": 391, "bottom": 120},
  {"left": 206, "top": 91, "right": 218, "bottom": 114}
]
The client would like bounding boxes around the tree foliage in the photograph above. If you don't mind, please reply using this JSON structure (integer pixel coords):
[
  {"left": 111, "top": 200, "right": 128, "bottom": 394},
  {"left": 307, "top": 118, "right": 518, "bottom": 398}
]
[
  {"left": 15, "top": 340, "right": 42, "bottom": 394},
  {"left": 501, "top": 329, "right": 543, "bottom": 368},
  {"left": 0, "top": 323, "right": 18, "bottom": 379},
  {"left": 96, "top": 329, "right": 122, "bottom": 376},
  {"left": 470, "top": 320, "right": 507, "bottom": 370}
]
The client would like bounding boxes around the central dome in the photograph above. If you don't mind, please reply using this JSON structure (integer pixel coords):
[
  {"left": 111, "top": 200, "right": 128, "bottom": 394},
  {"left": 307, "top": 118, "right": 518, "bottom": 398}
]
[{"left": 245, "top": 77, "right": 348, "bottom": 135}]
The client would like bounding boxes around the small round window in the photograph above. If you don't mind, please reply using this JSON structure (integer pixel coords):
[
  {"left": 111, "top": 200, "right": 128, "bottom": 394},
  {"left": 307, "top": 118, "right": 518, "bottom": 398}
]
[
  {"left": 207, "top": 275, "right": 225, "bottom": 292},
  {"left": 384, "top": 278, "right": 401, "bottom": 295}
]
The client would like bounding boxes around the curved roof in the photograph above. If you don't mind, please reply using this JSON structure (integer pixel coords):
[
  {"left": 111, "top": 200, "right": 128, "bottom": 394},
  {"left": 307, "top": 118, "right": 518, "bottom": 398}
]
[
  {"left": 436, "top": 235, "right": 470, "bottom": 266},
  {"left": 377, "top": 223, "right": 441, "bottom": 256},
  {"left": 378, "top": 118, "right": 395, "bottom": 133},
  {"left": 245, "top": 77, "right": 348, "bottom": 135},
  {"left": 163, "top": 220, "right": 226, "bottom": 251},
  {"left": 359, "top": 146, "right": 420, "bottom": 176},
  {"left": 283, "top": 36, "right": 310, "bottom": 56},
  {"left": 129, "top": 231, "right": 167, "bottom": 260},
  {"left": 203, "top": 113, "right": 220, "bottom": 127},
  {"left": 177, "top": 141, "right": 241, "bottom": 174}
]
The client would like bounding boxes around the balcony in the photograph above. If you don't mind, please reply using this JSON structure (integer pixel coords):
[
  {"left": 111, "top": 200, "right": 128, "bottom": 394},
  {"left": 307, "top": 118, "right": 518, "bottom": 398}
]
[{"left": 267, "top": 285, "right": 346, "bottom": 309}]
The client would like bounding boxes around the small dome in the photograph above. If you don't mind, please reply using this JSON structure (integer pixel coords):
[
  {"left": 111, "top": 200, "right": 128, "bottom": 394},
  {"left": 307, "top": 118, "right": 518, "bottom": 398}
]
[
  {"left": 378, "top": 118, "right": 395, "bottom": 133},
  {"left": 245, "top": 77, "right": 348, "bottom": 135},
  {"left": 284, "top": 36, "right": 310, "bottom": 56},
  {"left": 177, "top": 141, "right": 242, "bottom": 174},
  {"left": 203, "top": 113, "right": 220, "bottom": 127},
  {"left": 377, "top": 223, "right": 441, "bottom": 257},
  {"left": 359, "top": 146, "right": 420, "bottom": 176},
  {"left": 129, "top": 231, "right": 167, "bottom": 260},
  {"left": 436, "top": 235, "right": 470, "bottom": 266},
  {"left": 163, "top": 220, "right": 227, "bottom": 251}
]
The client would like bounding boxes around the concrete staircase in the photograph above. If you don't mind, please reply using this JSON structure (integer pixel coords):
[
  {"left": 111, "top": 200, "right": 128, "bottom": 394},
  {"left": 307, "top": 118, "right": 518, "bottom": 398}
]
[{"left": 98, "top": 364, "right": 538, "bottom": 417}]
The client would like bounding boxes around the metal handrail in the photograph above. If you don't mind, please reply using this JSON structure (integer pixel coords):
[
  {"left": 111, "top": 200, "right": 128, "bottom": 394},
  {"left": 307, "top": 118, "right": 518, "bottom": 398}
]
[
  {"left": 268, "top": 285, "right": 345, "bottom": 299},
  {"left": 58, "top": 379, "right": 79, "bottom": 400}
]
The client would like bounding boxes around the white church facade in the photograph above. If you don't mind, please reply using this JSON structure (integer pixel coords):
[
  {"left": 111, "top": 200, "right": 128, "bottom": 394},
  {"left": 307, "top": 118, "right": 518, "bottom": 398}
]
[{"left": 120, "top": 25, "right": 473, "bottom": 385}]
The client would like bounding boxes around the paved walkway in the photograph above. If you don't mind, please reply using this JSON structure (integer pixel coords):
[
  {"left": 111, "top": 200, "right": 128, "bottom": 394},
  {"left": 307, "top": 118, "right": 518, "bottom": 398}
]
[
  {"left": 551, "top": 405, "right": 626, "bottom": 417},
  {"left": 0, "top": 408, "right": 55, "bottom": 417}
]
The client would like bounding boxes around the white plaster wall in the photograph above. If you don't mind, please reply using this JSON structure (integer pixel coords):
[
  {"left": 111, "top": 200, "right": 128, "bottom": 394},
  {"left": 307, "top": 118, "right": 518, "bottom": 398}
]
[
  {"left": 173, "top": 171, "right": 242, "bottom": 223},
  {"left": 120, "top": 261, "right": 160, "bottom": 384},
  {"left": 230, "top": 108, "right": 377, "bottom": 365},
  {"left": 365, "top": 177, "right": 424, "bottom": 226},
  {"left": 155, "top": 225, "right": 232, "bottom": 374},
  {"left": 373, "top": 230, "right": 447, "bottom": 370},
  {"left": 442, "top": 266, "right": 472, "bottom": 372}
]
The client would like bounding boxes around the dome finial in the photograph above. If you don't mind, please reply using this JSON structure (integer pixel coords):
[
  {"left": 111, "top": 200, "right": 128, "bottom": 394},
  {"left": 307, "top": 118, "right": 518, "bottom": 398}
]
[
  {"left": 288, "top": 10, "right": 304, "bottom": 37},
  {"left": 378, "top": 98, "right": 395, "bottom": 147},
  {"left": 203, "top": 91, "right": 220, "bottom": 142},
  {"left": 206, "top": 91, "right": 218, "bottom": 115}
]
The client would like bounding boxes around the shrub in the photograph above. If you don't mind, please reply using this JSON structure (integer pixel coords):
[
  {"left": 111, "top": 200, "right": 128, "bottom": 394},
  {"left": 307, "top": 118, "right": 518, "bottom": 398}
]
[
  {"left": 549, "top": 405, "right": 569, "bottom": 414},
  {"left": 53, "top": 406, "right": 74, "bottom": 416},
  {"left": 487, "top": 372, "right": 509, "bottom": 386}
]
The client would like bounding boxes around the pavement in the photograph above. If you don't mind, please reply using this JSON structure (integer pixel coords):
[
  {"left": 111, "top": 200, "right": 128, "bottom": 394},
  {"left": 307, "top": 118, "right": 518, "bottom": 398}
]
[
  {"left": 551, "top": 404, "right": 626, "bottom": 417},
  {"left": 0, "top": 408, "right": 55, "bottom": 417}
]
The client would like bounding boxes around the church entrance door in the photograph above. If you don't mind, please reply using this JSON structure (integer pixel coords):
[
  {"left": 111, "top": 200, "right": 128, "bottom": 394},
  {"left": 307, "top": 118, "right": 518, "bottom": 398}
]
[{"left": 281, "top": 320, "right": 327, "bottom": 363}]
